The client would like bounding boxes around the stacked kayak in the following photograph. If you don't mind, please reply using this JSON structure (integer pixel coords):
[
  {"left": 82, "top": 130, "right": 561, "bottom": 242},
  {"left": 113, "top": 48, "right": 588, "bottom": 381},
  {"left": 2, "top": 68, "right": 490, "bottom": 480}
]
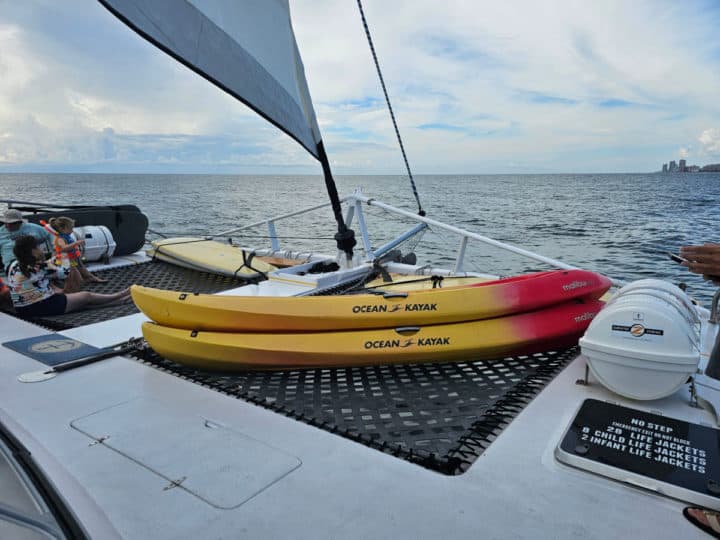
[
  {"left": 142, "top": 299, "right": 604, "bottom": 370},
  {"left": 147, "top": 238, "right": 276, "bottom": 280},
  {"left": 133, "top": 269, "right": 611, "bottom": 370},
  {"left": 132, "top": 269, "right": 610, "bottom": 332}
]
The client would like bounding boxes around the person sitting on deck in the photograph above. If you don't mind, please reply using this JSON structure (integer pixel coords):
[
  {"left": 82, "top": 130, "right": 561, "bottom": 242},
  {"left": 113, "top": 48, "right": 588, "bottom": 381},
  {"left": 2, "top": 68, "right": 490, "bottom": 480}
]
[
  {"left": 6, "top": 235, "right": 130, "bottom": 318},
  {"left": 680, "top": 246, "right": 720, "bottom": 537},
  {"left": 47, "top": 216, "right": 107, "bottom": 291},
  {"left": 0, "top": 209, "right": 53, "bottom": 273}
]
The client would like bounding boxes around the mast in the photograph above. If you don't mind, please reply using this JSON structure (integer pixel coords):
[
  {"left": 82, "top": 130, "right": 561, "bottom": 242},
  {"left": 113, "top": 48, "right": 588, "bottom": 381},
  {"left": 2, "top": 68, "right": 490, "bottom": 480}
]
[{"left": 317, "top": 142, "right": 356, "bottom": 261}]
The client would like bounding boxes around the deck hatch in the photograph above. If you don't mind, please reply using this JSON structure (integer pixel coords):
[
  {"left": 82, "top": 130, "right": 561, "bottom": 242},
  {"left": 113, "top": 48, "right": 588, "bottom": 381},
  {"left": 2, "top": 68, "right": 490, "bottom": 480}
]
[
  {"left": 70, "top": 398, "right": 301, "bottom": 509},
  {"left": 135, "top": 347, "right": 577, "bottom": 475}
]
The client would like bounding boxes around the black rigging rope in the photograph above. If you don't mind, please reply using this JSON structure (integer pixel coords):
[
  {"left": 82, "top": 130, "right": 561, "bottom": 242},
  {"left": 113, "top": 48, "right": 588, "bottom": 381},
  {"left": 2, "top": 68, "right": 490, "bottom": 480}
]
[{"left": 356, "top": 0, "right": 425, "bottom": 217}]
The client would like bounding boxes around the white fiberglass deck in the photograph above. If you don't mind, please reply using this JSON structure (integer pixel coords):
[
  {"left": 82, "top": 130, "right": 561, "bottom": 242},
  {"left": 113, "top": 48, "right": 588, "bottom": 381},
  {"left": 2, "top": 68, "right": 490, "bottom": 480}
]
[{"left": 0, "top": 308, "right": 712, "bottom": 539}]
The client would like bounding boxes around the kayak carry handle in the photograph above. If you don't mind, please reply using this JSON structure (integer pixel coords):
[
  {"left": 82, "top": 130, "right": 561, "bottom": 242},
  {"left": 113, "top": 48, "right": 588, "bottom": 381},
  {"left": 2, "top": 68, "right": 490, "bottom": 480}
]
[
  {"left": 383, "top": 292, "right": 409, "bottom": 299},
  {"left": 395, "top": 326, "right": 420, "bottom": 335}
]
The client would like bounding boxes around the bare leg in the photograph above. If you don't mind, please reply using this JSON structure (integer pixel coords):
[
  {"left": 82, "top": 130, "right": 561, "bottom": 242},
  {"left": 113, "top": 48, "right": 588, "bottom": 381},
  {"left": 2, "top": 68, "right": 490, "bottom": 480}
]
[
  {"left": 79, "top": 264, "right": 108, "bottom": 283},
  {"left": 64, "top": 288, "right": 131, "bottom": 313},
  {"left": 62, "top": 267, "right": 84, "bottom": 293}
]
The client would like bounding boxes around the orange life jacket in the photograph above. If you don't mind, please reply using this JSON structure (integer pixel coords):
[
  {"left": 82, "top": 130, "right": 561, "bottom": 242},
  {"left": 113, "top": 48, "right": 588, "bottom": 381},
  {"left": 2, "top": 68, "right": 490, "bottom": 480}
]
[{"left": 41, "top": 220, "right": 82, "bottom": 264}]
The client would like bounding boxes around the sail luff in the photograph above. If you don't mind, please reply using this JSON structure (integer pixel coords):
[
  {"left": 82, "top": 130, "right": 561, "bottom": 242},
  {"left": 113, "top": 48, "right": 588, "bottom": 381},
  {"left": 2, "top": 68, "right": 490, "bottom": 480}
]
[
  {"left": 98, "top": 0, "right": 356, "bottom": 259},
  {"left": 97, "top": 0, "right": 322, "bottom": 158}
]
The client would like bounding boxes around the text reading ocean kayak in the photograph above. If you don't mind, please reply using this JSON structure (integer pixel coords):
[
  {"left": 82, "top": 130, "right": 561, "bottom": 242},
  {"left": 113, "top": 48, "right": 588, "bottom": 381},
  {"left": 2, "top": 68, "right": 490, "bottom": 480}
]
[
  {"left": 353, "top": 303, "right": 437, "bottom": 313},
  {"left": 365, "top": 337, "right": 451, "bottom": 349}
]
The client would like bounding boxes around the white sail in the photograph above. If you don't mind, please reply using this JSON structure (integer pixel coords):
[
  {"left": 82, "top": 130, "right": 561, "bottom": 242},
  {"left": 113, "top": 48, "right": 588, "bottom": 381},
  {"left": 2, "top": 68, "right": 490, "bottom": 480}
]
[{"left": 99, "top": 0, "right": 323, "bottom": 158}]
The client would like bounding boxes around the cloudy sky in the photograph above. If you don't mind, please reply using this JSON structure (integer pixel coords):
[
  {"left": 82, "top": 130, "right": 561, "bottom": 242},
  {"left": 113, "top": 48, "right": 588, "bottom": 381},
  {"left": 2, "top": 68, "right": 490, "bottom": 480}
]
[{"left": 0, "top": 0, "right": 718, "bottom": 174}]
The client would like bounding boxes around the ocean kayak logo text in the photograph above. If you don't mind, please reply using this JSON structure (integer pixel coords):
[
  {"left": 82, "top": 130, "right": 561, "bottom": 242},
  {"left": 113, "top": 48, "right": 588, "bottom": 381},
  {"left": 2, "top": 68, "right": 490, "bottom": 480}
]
[
  {"left": 364, "top": 337, "right": 450, "bottom": 349},
  {"left": 353, "top": 303, "right": 438, "bottom": 314}
]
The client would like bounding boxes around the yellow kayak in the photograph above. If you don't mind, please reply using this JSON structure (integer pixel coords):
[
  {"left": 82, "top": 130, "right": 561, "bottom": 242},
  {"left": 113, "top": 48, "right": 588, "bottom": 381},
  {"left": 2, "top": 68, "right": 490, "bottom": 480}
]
[
  {"left": 132, "top": 269, "right": 611, "bottom": 332},
  {"left": 147, "top": 238, "right": 276, "bottom": 279},
  {"left": 142, "top": 298, "right": 604, "bottom": 370}
]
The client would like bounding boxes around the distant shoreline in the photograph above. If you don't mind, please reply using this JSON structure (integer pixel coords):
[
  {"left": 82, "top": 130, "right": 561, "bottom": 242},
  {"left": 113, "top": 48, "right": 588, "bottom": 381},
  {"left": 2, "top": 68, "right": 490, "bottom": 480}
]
[
  {"left": 660, "top": 161, "right": 720, "bottom": 173},
  {"left": 659, "top": 169, "right": 720, "bottom": 173},
  {"left": 2, "top": 170, "right": 720, "bottom": 176}
]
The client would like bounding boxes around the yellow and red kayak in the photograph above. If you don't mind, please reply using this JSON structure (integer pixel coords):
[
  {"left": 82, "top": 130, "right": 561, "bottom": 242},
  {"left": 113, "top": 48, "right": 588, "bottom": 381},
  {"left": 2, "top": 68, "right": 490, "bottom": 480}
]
[
  {"left": 131, "top": 269, "right": 611, "bottom": 332},
  {"left": 141, "top": 298, "right": 604, "bottom": 370}
]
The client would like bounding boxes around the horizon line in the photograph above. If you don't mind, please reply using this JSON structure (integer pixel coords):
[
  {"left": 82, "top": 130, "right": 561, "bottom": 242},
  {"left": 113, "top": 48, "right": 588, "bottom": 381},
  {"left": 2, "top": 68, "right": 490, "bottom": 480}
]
[{"left": 0, "top": 170, "right": 683, "bottom": 176}]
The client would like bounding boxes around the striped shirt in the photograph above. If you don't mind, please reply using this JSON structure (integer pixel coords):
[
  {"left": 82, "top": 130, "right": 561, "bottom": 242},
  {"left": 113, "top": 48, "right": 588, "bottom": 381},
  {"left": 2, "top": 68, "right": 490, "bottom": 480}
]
[{"left": 6, "top": 261, "right": 69, "bottom": 308}]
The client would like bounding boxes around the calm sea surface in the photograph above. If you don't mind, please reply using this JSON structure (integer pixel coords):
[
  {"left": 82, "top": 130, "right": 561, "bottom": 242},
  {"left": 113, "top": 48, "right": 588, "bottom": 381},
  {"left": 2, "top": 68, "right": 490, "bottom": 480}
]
[{"left": 1, "top": 172, "right": 718, "bottom": 301}]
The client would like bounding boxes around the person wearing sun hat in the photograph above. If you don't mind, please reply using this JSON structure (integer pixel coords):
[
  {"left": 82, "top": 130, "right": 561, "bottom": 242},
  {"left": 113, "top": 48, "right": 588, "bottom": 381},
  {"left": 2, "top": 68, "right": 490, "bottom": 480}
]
[{"left": 0, "top": 208, "right": 54, "bottom": 273}]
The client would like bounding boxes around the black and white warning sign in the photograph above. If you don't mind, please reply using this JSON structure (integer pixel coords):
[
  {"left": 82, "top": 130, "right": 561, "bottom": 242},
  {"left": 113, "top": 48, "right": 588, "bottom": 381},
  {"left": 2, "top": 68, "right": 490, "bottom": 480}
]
[{"left": 558, "top": 399, "right": 720, "bottom": 498}]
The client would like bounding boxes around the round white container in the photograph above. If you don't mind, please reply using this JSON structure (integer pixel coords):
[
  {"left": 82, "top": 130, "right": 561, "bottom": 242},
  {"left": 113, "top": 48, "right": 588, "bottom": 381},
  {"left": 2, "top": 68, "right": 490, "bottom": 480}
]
[
  {"left": 74, "top": 225, "right": 117, "bottom": 262},
  {"left": 579, "top": 279, "right": 700, "bottom": 400}
]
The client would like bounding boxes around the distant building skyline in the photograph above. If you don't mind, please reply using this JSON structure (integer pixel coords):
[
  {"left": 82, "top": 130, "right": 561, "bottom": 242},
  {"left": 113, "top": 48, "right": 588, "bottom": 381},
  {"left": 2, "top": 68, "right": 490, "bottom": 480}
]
[{"left": 660, "top": 159, "right": 720, "bottom": 172}]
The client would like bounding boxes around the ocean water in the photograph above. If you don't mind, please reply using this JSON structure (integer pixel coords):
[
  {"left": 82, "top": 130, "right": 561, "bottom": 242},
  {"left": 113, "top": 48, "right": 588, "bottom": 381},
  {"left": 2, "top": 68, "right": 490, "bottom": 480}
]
[{"left": 1, "top": 172, "right": 719, "bottom": 301}]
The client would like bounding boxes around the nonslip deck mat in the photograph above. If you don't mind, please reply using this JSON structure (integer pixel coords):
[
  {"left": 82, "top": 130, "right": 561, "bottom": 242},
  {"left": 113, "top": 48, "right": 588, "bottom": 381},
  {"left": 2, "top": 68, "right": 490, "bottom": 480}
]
[
  {"left": 8, "top": 260, "right": 578, "bottom": 473},
  {"left": 135, "top": 346, "right": 578, "bottom": 475},
  {"left": 25, "top": 260, "right": 247, "bottom": 331}
]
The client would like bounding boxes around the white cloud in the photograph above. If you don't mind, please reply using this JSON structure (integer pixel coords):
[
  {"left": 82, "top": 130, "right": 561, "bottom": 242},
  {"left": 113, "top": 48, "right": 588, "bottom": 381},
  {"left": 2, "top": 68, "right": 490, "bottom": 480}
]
[
  {"left": 291, "top": 0, "right": 720, "bottom": 172},
  {"left": 698, "top": 128, "right": 720, "bottom": 157},
  {"left": 0, "top": 25, "right": 45, "bottom": 128},
  {"left": 0, "top": 0, "right": 719, "bottom": 172}
]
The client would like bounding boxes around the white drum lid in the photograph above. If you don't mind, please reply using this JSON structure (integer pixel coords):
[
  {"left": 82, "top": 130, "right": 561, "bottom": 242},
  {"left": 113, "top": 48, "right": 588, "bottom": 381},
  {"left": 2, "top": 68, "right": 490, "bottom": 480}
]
[
  {"left": 75, "top": 225, "right": 117, "bottom": 261},
  {"left": 580, "top": 281, "right": 700, "bottom": 400}
]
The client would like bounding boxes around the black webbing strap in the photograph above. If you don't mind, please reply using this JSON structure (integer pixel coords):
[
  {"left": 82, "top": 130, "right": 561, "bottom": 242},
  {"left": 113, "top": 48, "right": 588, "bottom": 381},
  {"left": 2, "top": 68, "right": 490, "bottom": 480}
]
[
  {"left": 372, "top": 259, "right": 393, "bottom": 283},
  {"left": 233, "top": 250, "right": 268, "bottom": 281}
]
